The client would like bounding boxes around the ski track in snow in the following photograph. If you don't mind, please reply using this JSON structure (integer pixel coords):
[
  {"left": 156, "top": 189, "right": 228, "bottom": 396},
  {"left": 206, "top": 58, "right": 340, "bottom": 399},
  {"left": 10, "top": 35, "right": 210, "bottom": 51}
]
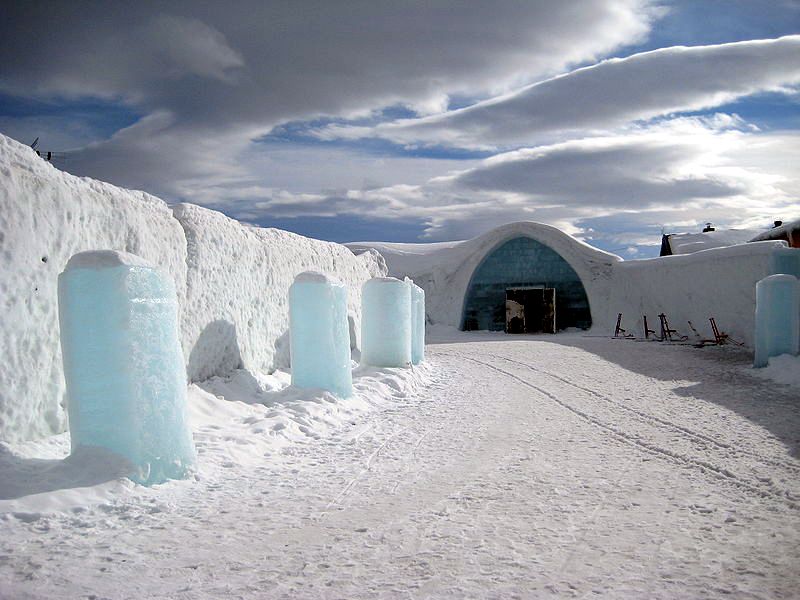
[{"left": 1, "top": 334, "right": 799, "bottom": 599}]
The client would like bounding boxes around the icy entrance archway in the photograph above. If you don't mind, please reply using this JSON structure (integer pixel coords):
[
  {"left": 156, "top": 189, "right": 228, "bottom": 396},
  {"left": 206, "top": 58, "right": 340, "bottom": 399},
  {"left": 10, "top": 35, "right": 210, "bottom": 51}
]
[{"left": 461, "top": 236, "right": 591, "bottom": 331}]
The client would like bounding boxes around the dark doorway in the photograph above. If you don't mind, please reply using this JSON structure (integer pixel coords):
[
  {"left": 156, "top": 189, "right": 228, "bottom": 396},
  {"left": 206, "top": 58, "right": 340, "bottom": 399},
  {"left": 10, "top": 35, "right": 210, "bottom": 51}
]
[{"left": 505, "top": 288, "right": 556, "bottom": 334}]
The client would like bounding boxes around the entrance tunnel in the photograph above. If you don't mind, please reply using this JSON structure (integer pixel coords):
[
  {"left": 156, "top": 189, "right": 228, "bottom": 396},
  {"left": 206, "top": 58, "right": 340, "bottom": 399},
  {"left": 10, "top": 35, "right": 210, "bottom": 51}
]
[{"left": 461, "top": 236, "right": 592, "bottom": 332}]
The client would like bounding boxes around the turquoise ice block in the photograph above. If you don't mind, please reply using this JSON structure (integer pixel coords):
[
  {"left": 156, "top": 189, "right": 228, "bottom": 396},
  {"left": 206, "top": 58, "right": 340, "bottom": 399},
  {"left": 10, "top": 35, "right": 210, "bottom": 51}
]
[
  {"left": 771, "top": 247, "right": 800, "bottom": 279},
  {"left": 58, "top": 251, "right": 196, "bottom": 485},
  {"left": 361, "top": 277, "right": 412, "bottom": 368},
  {"left": 754, "top": 274, "right": 800, "bottom": 368},
  {"left": 289, "top": 272, "right": 353, "bottom": 398},
  {"left": 409, "top": 281, "right": 425, "bottom": 365}
]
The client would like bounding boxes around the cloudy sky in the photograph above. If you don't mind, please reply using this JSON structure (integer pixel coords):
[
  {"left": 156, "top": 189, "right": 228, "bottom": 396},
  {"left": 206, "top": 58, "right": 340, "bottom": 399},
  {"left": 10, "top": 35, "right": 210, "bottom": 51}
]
[{"left": 1, "top": 1, "right": 798, "bottom": 256}]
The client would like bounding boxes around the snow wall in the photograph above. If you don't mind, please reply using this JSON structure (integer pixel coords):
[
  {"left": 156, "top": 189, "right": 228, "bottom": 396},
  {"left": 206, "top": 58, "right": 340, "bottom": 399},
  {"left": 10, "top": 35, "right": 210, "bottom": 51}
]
[
  {"left": 175, "top": 203, "right": 384, "bottom": 382},
  {"left": 0, "top": 134, "right": 385, "bottom": 443},
  {"left": 350, "top": 224, "right": 789, "bottom": 349},
  {"left": 610, "top": 242, "right": 787, "bottom": 347}
]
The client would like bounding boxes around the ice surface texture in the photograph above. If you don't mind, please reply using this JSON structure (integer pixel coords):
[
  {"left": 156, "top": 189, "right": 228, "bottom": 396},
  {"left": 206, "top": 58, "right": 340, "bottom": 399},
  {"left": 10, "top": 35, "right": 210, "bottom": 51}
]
[
  {"left": 771, "top": 247, "right": 800, "bottom": 279},
  {"left": 754, "top": 274, "right": 800, "bottom": 368},
  {"left": 58, "top": 251, "right": 196, "bottom": 485},
  {"left": 409, "top": 281, "right": 426, "bottom": 364},
  {"left": 289, "top": 272, "right": 353, "bottom": 398},
  {"left": 361, "top": 278, "right": 412, "bottom": 367}
]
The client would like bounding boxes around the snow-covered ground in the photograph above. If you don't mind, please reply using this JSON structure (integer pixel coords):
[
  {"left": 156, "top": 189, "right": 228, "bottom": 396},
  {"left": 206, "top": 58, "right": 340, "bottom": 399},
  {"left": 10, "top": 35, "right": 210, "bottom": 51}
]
[{"left": 1, "top": 333, "right": 799, "bottom": 599}]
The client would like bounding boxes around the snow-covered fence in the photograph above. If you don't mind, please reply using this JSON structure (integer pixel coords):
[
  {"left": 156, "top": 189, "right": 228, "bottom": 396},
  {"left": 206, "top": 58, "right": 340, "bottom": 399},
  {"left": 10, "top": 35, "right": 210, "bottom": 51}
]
[
  {"left": 58, "top": 251, "right": 196, "bottom": 484},
  {"left": 0, "top": 134, "right": 386, "bottom": 443}
]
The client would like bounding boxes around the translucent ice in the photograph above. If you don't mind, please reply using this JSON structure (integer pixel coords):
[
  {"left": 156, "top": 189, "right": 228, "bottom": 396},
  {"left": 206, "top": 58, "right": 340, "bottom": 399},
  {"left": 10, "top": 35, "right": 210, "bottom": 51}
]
[
  {"left": 754, "top": 274, "right": 800, "bottom": 368},
  {"left": 771, "top": 247, "right": 800, "bottom": 279},
  {"left": 289, "top": 271, "right": 353, "bottom": 398},
  {"left": 58, "top": 251, "right": 196, "bottom": 485},
  {"left": 409, "top": 281, "right": 426, "bottom": 365},
  {"left": 361, "top": 277, "right": 412, "bottom": 367}
]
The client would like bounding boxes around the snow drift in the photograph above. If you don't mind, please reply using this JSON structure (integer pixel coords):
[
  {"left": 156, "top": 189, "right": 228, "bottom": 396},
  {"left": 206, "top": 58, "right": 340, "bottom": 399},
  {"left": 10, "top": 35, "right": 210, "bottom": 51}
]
[{"left": 0, "top": 134, "right": 386, "bottom": 443}]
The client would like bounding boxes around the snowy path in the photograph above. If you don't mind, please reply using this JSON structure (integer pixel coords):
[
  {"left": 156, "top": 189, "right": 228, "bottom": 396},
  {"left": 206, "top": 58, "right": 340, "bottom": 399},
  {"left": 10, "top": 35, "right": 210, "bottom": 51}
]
[{"left": 2, "top": 335, "right": 800, "bottom": 599}]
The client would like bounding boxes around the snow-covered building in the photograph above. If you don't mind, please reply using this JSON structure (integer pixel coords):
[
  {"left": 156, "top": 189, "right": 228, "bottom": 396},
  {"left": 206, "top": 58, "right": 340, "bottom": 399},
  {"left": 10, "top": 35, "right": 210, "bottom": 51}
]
[
  {"left": 350, "top": 223, "right": 797, "bottom": 348},
  {"left": 349, "top": 222, "right": 620, "bottom": 335},
  {"left": 750, "top": 218, "right": 800, "bottom": 249},
  {"left": 659, "top": 227, "right": 762, "bottom": 256},
  {"left": 660, "top": 219, "right": 800, "bottom": 256}
]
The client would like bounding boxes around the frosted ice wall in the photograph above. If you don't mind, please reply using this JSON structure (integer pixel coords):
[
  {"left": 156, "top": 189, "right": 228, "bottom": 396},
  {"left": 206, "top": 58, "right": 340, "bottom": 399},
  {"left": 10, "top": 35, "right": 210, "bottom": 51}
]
[
  {"left": 0, "top": 134, "right": 187, "bottom": 444},
  {"left": 362, "top": 278, "right": 412, "bottom": 367},
  {"left": 58, "top": 251, "right": 196, "bottom": 484},
  {"left": 754, "top": 274, "right": 800, "bottom": 368},
  {"left": 409, "top": 281, "right": 426, "bottom": 364},
  {"left": 290, "top": 272, "right": 353, "bottom": 398}
]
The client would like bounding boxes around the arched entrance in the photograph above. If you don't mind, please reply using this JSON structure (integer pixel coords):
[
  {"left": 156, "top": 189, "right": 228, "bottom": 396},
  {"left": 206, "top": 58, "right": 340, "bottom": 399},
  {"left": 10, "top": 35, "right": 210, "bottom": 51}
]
[{"left": 461, "top": 236, "right": 592, "bottom": 332}]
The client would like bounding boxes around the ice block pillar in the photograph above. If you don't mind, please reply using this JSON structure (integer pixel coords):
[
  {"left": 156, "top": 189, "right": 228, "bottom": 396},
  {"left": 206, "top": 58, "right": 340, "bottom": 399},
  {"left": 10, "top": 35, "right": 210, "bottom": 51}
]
[
  {"left": 409, "top": 281, "right": 426, "bottom": 365},
  {"left": 361, "top": 277, "right": 412, "bottom": 367},
  {"left": 58, "top": 250, "right": 196, "bottom": 485},
  {"left": 754, "top": 274, "right": 800, "bottom": 368},
  {"left": 771, "top": 247, "right": 800, "bottom": 279},
  {"left": 289, "top": 272, "right": 353, "bottom": 398}
]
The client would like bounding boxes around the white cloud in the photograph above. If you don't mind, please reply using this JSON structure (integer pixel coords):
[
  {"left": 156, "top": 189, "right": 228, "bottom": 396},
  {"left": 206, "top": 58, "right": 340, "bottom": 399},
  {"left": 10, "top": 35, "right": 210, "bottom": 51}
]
[
  {"left": 206, "top": 116, "right": 798, "bottom": 246},
  {"left": 0, "top": 1, "right": 658, "bottom": 197},
  {"left": 319, "top": 36, "right": 800, "bottom": 149}
]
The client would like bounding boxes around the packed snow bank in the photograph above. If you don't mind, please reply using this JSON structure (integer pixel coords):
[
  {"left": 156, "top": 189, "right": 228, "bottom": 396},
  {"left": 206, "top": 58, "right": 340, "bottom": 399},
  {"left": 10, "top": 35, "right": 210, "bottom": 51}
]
[
  {"left": 750, "top": 354, "right": 800, "bottom": 388},
  {"left": 0, "top": 361, "right": 434, "bottom": 514},
  {"left": 611, "top": 242, "right": 786, "bottom": 347},
  {"left": 0, "top": 134, "right": 187, "bottom": 444},
  {"left": 174, "top": 204, "right": 385, "bottom": 382}
]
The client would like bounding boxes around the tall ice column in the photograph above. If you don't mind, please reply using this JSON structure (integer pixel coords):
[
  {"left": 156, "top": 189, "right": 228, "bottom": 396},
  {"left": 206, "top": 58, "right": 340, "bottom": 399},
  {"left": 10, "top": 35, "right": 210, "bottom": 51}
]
[
  {"left": 58, "top": 250, "right": 196, "bottom": 485},
  {"left": 409, "top": 281, "right": 425, "bottom": 365},
  {"left": 361, "top": 277, "right": 412, "bottom": 367},
  {"left": 754, "top": 274, "right": 800, "bottom": 368},
  {"left": 289, "top": 271, "right": 353, "bottom": 398}
]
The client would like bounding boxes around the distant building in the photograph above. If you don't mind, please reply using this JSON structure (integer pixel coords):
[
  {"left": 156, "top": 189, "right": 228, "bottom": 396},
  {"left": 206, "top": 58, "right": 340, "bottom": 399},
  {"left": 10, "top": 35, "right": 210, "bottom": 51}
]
[
  {"left": 349, "top": 220, "right": 798, "bottom": 348},
  {"left": 660, "top": 218, "right": 800, "bottom": 256},
  {"left": 749, "top": 219, "right": 800, "bottom": 249}
]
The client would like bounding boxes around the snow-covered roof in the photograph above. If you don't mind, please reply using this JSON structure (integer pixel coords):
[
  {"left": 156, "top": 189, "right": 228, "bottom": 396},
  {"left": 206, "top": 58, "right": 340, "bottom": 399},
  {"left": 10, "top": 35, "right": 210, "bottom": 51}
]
[
  {"left": 749, "top": 218, "right": 800, "bottom": 243},
  {"left": 665, "top": 228, "right": 762, "bottom": 255},
  {"left": 348, "top": 222, "right": 620, "bottom": 279}
]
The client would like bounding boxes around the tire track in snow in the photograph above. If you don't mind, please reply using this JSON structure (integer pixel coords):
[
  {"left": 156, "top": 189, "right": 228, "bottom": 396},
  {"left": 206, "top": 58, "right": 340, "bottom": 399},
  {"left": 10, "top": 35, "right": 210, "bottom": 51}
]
[
  {"left": 491, "top": 351, "right": 800, "bottom": 477},
  {"left": 448, "top": 351, "right": 798, "bottom": 510}
]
